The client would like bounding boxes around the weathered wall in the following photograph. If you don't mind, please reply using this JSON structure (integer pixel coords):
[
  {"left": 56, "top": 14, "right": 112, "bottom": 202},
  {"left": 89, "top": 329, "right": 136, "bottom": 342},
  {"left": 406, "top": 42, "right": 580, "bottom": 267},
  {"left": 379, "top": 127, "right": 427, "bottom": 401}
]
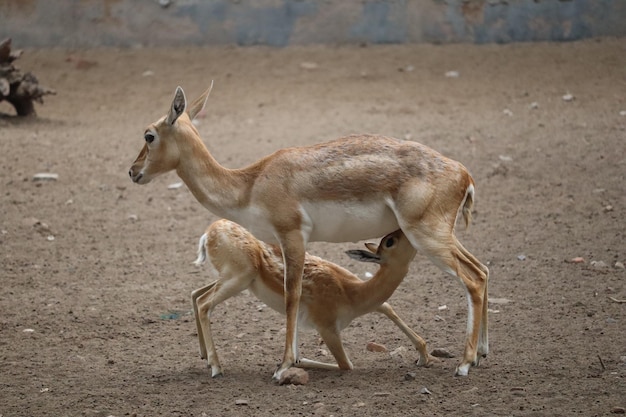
[{"left": 1, "top": 0, "right": 624, "bottom": 47}]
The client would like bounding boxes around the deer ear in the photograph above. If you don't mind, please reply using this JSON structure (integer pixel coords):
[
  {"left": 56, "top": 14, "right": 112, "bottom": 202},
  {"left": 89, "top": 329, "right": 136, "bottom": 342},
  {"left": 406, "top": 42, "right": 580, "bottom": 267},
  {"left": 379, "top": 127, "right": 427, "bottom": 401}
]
[
  {"left": 166, "top": 86, "right": 187, "bottom": 125},
  {"left": 345, "top": 249, "right": 382, "bottom": 264},
  {"left": 364, "top": 242, "right": 379, "bottom": 253},
  {"left": 187, "top": 80, "right": 213, "bottom": 120}
]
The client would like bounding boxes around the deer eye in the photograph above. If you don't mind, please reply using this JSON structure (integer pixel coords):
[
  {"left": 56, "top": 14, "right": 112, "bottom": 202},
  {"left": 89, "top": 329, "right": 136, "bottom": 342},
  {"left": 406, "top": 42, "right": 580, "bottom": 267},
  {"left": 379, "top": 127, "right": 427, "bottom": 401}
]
[
  {"left": 144, "top": 132, "right": 155, "bottom": 144},
  {"left": 385, "top": 237, "right": 395, "bottom": 248}
]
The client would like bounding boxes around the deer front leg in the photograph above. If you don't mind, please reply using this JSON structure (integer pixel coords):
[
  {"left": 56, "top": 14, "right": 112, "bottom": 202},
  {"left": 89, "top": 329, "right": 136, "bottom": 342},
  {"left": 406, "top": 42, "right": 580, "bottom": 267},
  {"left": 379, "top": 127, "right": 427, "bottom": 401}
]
[
  {"left": 272, "top": 230, "right": 306, "bottom": 381},
  {"left": 376, "top": 302, "right": 434, "bottom": 367}
]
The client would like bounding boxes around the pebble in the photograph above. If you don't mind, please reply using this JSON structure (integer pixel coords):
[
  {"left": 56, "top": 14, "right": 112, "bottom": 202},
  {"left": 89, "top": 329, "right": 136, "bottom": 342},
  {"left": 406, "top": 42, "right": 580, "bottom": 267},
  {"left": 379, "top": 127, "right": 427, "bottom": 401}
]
[
  {"left": 390, "top": 346, "right": 407, "bottom": 359},
  {"left": 529, "top": 101, "right": 539, "bottom": 109},
  {"left": 445, "top": 70, "right": 459, "bottom": 78},
  {"left": 562, "top": 93, "right": 575, "bottom": 101},
  {"left": 404, "top": 372, "right": 416, "bottom": 381},
  {"left": 569, "top": 257, "right": 585, "bottom": 264},
  {"left": 32, "top": 173, "right": 59, "bottom": 181},
  {"left": 503, "top": 109, "right": 513, "bottom": 117},
  {"left": 235, "top": 399, "right": 249, "bottom": 406},
  {"left": 591, "top": 260, "right": 608, "bottom": 269},
  {"left": 489, "top": 297, "right": 513, "bottom": 305},
  {"left": 419, "top": 387, "right": 432, "bottom": 395},
  {"left": 612, "top": 407, "right": 625, "bottom": 414},
  {"left": 615, "top": 261, "right": 625, "bottom": 270},
  {"left": 278, "top": 368, "right": 309, "bottom": 386},
  {"left": 366, "top": 341, "right": 388, "bottom": 353},
  {"left": 300, "top": 62, "right": 318, "bottom": 70},
  {"left": 431, "top": 348, "right": 455, "bottom": 358}
]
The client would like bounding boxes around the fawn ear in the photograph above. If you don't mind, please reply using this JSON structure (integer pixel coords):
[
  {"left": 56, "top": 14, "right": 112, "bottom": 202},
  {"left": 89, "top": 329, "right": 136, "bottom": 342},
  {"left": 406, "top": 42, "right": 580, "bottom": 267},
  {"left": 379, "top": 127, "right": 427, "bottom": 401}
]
[
  {"left": 166, "top": 86, "right": 187, "bottom": 125},
  {"left": 345, "top": 249, "right": 382, "bottom": 264},
  {"left": 188, "top": 80, "right": 213, "bottom": 120}
]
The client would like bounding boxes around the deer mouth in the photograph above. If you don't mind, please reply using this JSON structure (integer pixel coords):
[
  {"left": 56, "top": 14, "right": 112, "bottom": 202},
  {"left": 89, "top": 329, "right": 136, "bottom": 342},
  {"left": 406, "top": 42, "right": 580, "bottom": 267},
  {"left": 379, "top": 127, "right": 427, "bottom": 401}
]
[{"left": 129, "top": 170, "right": 144, "bottom": 184}]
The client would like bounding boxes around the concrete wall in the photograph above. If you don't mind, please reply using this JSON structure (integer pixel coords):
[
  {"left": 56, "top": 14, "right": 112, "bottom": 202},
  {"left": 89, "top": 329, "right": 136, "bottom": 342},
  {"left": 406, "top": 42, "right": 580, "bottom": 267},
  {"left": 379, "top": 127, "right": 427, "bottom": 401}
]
[{"left": 1, "top": 0, "right": 625, "bottom": 47}]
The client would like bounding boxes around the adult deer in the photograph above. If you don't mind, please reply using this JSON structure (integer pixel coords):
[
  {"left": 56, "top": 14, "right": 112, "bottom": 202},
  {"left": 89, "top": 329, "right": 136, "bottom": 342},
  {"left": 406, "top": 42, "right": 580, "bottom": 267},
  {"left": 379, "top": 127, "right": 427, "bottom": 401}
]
[
  {"left": 128, "top": 84, "right": 489, "bottom": 378},
  {"left": 192, "top": 219, "right": 434, "bottom": 376}
]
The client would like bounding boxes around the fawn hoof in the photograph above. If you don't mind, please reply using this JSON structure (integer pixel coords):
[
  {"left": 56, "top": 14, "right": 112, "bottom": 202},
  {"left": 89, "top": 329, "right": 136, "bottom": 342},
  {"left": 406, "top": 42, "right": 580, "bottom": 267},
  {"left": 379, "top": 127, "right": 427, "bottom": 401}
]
[{"left": 209, "top": 365, "right": 223, "bottom": 378}]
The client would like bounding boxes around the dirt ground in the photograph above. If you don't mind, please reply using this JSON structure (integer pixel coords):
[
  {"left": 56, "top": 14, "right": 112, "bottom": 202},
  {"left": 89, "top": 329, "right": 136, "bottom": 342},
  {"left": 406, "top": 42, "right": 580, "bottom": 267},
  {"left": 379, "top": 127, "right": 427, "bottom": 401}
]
[{"left": 1, "top": 39, "right": 625, "bottom": 417}]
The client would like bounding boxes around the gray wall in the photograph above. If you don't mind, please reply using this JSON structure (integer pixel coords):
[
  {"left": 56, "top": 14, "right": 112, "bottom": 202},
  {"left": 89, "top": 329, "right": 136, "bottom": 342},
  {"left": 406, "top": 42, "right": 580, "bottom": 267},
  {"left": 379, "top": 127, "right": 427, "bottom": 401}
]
[{"left": 1, "top": 0, "right": 625, "bottom": 47}]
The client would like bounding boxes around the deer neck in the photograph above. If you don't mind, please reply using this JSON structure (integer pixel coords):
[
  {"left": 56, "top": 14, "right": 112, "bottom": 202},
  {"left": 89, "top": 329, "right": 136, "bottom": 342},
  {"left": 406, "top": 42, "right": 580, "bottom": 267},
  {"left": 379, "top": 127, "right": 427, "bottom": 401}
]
[
  {"left": 175, "top": 136, "right": 254, "bottom": 218},
  {"left": 356, "top": 263, "right": 410, "bottom": 309}
]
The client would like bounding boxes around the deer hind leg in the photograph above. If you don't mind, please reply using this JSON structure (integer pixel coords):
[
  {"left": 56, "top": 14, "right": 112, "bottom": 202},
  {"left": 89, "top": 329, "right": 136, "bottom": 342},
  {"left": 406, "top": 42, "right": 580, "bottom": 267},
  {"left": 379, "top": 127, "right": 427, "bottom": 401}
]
[
  {"left": 456, "top": 240, "right": 490, "bottom": 359},
  {"left": 194, "top": 277, "right": 253, "bottom": 377},
  {"left": 405, "top": 226, "right": 488, "bottom": 377},
  {"left": 191, "top": 281, "right": 218, "bottom": 360},
  {"left": 376, "top": 302, "right": 433, "bottom": 367}
]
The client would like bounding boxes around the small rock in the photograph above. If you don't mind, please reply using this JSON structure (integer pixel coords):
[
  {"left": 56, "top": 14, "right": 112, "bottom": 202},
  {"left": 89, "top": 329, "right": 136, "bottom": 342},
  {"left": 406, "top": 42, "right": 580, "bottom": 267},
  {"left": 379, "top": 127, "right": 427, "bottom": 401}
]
[
  {"left": 128, "top": 214, "right": 139, "bottom": 222},
  {"left": 23, "top": 328, "right": 35, "bottom": 333},
  {"left": 300, "top": 62, "right": 318, "bottom": 70},
  {"left": 569, "top": 257, "right": 585, "bottom": 264},
  {"left": 614, "top": 261, "right": 625, "bottom": 270},
  {"left": 437, "top": 305, "right": 448, "bottom": 311},
  {"left": 419, "top": 387, "right": 432, "bottom": 395},
  {"left": 46, "top": 235, "right": 55, "bottom": 241},
  {"left": 373, "top": 392, "right": 391, "bottom": 397},
  {"left": 503, "top": 109, "right": 513, "bottom": 117},
  {"left": 517, "top": 254, "right": 526, "bottom": 261},
  {"left": 142, "top": 70, "right": 154, "bottom": 77},
  {"left": 445, "top": 70, "right": 459, "bottom": 78},
  {"left": 499, "top": 155, "right": 513, "bottom": 162},
  {"left": 604, "top": 205, "right": 614, "bottom": 212},
  {"left": 366, "top": 341, "right": 388, "bottom": 353},
  {"left": 390, "top": 346, "right": 407, "bottom": 359},
  {"left": 32, "top": 173, "right": 58, "bottom": 181},
  {"left": 562, "top": 93, "right": 575, "bottom": 101},
  {"left": 235, "top": 399, "right": 249, "bottom": 406},
  {"left": 529, "top": 101, "right": 539, "bottom": 109},
  {"left": 611, "top": 406, "right": 625, "bottom": 414},
  {"left": 431, "top": 348, "right": 455, "bottom": 358},
  {"left": 619, "top": 110, "right": 626, "bottom": 116},
  {"left": 404, "top": 372, "right": 416, "bottom": 381},
  {"left": 591, "top": 260, "right": 608, "bottom": 269},
  {"left": 278, "top": 368, "right": 309, "bottom": 386},
  {"left": 489, "top": 297, "right": 513, "bottom": 305}
]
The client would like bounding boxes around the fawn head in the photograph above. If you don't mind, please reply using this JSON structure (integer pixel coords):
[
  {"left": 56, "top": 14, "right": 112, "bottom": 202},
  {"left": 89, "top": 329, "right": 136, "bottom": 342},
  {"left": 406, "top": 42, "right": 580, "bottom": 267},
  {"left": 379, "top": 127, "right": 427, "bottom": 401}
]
[
  {"left": 346, "top": 229, "right": 416, "bottom": 267},
  {"left": 129, "top": 82, "right": 213, "bottom": 184}
]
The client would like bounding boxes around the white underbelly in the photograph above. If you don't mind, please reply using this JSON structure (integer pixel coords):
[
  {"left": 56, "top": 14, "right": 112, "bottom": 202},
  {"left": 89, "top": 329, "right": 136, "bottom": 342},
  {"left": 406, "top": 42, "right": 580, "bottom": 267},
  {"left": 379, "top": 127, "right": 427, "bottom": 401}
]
[
  {"left": 248, "top": 281, "right": 316, "bottom": 330},
  {"left": 302, "top": 200, "right": 399, "bottom": 243}
]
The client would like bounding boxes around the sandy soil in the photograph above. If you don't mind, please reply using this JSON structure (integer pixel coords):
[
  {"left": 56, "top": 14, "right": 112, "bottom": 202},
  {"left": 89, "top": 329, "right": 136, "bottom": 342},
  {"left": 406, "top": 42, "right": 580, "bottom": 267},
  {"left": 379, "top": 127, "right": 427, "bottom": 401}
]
[{"left": 1, "top": 39, "right": 625, "bottom": 417}]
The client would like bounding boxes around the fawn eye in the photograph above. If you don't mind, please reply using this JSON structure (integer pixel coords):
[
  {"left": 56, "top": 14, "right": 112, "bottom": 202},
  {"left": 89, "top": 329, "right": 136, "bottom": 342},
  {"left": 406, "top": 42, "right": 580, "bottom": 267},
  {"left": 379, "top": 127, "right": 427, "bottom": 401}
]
[
  {"left": 144, "top": 132, "right": 155, "bottom": 144},
  {"left": 385, "top": 237, "right": 395, "bottom": 248}
]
